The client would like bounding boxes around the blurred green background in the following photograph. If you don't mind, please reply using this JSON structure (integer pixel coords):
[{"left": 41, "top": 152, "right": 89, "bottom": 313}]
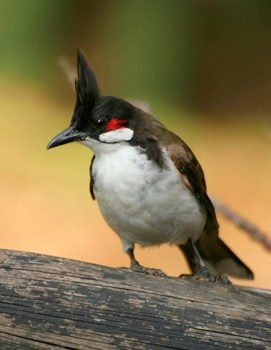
[
  {"left": 2, "top": 0, "right": 271, "bottom": 112},
  {"left": 1, "top": 0, "right": 271, "bottom": 288}
]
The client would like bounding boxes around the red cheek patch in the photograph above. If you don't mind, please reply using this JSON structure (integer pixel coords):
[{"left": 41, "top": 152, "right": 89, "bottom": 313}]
[{"left": 106, "top": 118, "right": 128, "bottom": 131}]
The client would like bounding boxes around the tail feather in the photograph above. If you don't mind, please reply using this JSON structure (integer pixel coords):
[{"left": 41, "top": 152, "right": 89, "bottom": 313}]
[{"left": 196, "top": 234, "right": 254, "bottom": 279}]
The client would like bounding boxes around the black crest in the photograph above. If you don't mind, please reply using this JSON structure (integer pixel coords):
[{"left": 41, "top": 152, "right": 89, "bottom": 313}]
[{"left": 75, "top": 50, "right": 100, "bottom": 108}]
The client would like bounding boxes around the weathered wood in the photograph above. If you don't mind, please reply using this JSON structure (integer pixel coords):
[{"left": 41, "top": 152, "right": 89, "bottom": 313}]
[{"left": 0, "top": 249, "right": 270, "bottom": 350}]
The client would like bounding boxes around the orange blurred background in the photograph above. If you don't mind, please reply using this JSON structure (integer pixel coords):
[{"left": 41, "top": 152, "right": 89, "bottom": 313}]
[{"left": 1, "top": 1, "right": 271, "bottom": 289}]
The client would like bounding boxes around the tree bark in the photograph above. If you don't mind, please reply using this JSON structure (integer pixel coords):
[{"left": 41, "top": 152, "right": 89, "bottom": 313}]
[{"left": 0, "top": 249, "right": 270, "bottom": 349}]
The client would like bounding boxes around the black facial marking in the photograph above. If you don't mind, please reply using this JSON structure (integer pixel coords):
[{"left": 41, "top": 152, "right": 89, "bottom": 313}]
[{"left": 129, "top": 136, "right": 166, "bottom": 169}]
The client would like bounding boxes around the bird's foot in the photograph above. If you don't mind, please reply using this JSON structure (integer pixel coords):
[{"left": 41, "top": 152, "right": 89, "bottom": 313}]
[
  {"left": 131, "top": 260, "right": 167, "bottom": 277},
  {"left": 180, "top": 267, "right": 232, "bottom": 286}
]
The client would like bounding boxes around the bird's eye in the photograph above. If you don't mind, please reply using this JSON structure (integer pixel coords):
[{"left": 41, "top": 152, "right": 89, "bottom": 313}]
[{"left": 93, "top": 117, "right": 107, "bottom": 130}]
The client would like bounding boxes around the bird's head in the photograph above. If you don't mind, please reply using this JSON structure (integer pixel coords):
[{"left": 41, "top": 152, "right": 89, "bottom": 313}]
[{"left": 47, "top": 51, "right": 141, "bottom": 153}]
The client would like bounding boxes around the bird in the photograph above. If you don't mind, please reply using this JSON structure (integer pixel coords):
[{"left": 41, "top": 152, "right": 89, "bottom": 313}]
[{"left": 47, "top": 51, "right": 253, "bottom": 283}]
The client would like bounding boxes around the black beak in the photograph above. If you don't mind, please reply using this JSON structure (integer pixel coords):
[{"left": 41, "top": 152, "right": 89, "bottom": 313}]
[{"left": 47, "top": 127, "right": 87, "bottom": 149}]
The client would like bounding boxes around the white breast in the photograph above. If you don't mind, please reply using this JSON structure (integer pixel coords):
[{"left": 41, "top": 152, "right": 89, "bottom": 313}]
[{"left": 83, "top": 139, "right": 206, "bottom": 252}]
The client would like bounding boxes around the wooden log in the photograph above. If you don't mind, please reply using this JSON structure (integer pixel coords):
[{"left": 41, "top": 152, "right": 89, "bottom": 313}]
[{"left": 0, "top": 249, "right": 270, "bottom": 350}]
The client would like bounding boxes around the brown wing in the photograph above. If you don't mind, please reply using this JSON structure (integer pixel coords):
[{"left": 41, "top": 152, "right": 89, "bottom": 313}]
[
  {"left": 132, "top": 111, "right": 219, "bottom": 237},
  {"left": 89, "top": 155, "right": 95, "bottom": 200},
  {"left": 165, "top": 134, "right": 219, "bottom": 238}
]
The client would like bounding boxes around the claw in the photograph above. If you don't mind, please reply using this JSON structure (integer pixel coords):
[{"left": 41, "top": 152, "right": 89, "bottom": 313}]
[
  {"left": 131, "top": 260, "right": 167, "bottom": 277},
  {"left": 180, "top": 267, "right": 232, "bottom": 286}
]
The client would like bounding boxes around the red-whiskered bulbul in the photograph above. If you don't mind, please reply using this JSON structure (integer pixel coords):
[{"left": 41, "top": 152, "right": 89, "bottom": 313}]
[{"left": 47, "top": 51, "right": 253, "bottom": 283}]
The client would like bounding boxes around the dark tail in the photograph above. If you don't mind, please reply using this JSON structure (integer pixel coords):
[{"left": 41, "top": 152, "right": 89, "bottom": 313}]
[{"left": 180, "top": 234, "right": 254, "bottom": 279}]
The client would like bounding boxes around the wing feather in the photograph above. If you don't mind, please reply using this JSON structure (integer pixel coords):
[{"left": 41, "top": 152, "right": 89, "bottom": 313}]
[{"left": 165, "top": 134, "right": 219, "bottom": 237}]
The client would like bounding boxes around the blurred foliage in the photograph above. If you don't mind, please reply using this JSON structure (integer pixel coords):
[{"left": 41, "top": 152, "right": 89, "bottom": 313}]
[{"left": 1, "top": 0, "right": 271, "bottom": 113}]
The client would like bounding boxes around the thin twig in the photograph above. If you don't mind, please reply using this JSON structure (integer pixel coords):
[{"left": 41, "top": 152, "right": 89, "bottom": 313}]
[
  {"left": 58, "top": 56, "right": 76, "bottom": 90},
  {"left": 212, "top": 197, "right": 271, "bottom": 251}
]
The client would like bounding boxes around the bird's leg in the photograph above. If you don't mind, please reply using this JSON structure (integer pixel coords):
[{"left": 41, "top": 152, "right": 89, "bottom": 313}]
[
  {"left": 126, "top": 248, "right": 167, "bottom": 277},
  {"left": 179, "top": 239, "right": 231, "bottom": 285}
]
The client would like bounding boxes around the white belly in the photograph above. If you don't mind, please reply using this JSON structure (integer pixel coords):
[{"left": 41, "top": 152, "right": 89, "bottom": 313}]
[{"left": 91, "top": 144, "right": 206, "bottom": 251}]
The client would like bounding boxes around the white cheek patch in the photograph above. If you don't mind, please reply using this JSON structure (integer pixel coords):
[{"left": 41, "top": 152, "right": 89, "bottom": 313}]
[{"left": 99, "top": 128, "right": 134, "bottom": 143}]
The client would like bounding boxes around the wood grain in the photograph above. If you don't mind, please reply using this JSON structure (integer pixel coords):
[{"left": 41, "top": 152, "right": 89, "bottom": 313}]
[{"left": 0, "top": 249, "right": 270, "bottom": 349}]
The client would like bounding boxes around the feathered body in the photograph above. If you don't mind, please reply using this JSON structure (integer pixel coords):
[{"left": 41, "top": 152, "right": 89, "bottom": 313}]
[{"left": 47, "top": 52, "right": 253, "bottom": 281}]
